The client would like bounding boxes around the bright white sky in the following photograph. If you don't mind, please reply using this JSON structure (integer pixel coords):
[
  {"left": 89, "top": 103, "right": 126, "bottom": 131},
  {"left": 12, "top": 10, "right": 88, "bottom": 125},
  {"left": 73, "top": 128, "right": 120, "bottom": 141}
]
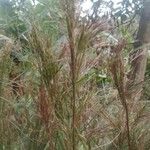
[
  {"left": 82, "top": 0, "right": 122, "bottom": 11},
  {"left": 33, "top": 0, "right": 122, "bottom": 8},
  {"left": 33, "top": 0, "right": 122, "bottom": 14},
  {"left": 81, "top": 0, "right": 122, "bottom": 17}
]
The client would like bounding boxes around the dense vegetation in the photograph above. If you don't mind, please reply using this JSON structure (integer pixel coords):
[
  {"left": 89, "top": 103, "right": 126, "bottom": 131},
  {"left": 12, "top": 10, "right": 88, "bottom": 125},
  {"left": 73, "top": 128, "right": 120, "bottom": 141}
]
[{"left": 0, "top": 0, "right": 150, "bottom": 149}]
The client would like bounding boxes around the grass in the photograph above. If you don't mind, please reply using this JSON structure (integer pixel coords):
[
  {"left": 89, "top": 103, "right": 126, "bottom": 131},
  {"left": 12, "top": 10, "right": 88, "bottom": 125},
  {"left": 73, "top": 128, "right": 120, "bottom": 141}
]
[{"left": 0, "top": 1, "right": 150, "bottom": 150}]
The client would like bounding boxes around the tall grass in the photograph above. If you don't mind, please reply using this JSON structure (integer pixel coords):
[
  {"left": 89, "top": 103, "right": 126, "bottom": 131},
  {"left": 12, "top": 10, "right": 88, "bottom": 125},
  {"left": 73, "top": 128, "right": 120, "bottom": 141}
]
[{"left": 0, "top": 0, "right": 150, "bottom": 150}]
